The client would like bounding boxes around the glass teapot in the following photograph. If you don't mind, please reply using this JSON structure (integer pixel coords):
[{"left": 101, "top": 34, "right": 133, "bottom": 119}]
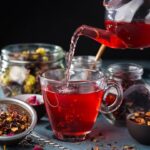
[{"left": 74, "top": 0, "right": 150, "bottom": 49}]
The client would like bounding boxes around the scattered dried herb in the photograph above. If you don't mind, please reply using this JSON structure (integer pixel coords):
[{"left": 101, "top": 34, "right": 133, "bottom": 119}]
[
  {"left": 122, "top": 145, "right": 136, "bottom": 150},
  {"left": 91, "top": 145, "right": 100, "bottom": 150}
]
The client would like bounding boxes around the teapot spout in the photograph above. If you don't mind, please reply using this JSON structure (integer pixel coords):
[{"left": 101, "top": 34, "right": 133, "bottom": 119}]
[{"left": 76, "top": 25, "right": 127, "bottom": 49}]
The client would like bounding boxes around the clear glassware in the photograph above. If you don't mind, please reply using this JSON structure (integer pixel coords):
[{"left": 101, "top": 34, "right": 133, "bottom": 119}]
[
  {"left": 104, "top": 63, "right": 150, "bottom": 126},
  {"left": 40, "top": 68, "right": 123, "bottom": 141},
  {"left": 0, "top": 43, "right": 65, "bottom": 96},
  {"left": 72, "top": 0, "right": 150, "bottom": 49},
  {"left": 71, "top": 55, "right": 102, "bottom": 70}
]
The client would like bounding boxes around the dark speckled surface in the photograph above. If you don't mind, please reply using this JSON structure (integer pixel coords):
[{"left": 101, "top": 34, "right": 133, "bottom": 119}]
[{"left": 0, "top": 60, "right": 150, "bottom": 150}]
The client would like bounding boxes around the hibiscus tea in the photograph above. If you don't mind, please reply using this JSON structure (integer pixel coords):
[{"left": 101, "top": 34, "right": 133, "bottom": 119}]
[{"left": 42, "top": 85, "right": 104, "bottom": 140}]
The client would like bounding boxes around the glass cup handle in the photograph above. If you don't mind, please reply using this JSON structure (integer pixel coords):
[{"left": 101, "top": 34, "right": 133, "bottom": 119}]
[
  {"left": 100, "top": 80, "right": 123, "bottom": 114},
  {"left": 43, "top": 91, "right": 59, "bottom": 108}
]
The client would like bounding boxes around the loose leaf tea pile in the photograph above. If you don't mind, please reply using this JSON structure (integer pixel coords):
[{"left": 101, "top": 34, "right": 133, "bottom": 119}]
[
  {"left": 0, "top": 111, "right": 30, "bottom": 136},
  {"left": 130, "top": 111, "right": 150, "bottom": 125}
]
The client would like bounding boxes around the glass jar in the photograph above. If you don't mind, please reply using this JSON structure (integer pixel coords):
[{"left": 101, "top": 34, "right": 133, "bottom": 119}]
[
  {"left": 71, "top": 55, "right": 102, "bottom": 70},
  {"left": 0, "top": 43, "right": 65, "bottom": 96},
  {"left": 104, "top": 63, "right": 150, "bottom": 126}
]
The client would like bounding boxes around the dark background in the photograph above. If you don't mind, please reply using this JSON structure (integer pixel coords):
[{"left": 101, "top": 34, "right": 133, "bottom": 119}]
[{"left": 0, "top": 0, "right": 150, "bottom": 60}]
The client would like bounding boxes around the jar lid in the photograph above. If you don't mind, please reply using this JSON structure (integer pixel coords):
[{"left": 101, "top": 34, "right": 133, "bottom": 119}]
[
  {"left": 107, "top": 63, "right": 143, "bottom": 77},
  {"left": 1, "top": 43, "right": 65, "bottom": 64}
]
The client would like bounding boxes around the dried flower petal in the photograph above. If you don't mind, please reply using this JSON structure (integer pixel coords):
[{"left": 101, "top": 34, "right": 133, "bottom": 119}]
[
  {"left": 26, "top": 96, "right": 40, "bottom": 106},
  {"left": 33, "top": 145, "right": 43, "bottom": 150}
]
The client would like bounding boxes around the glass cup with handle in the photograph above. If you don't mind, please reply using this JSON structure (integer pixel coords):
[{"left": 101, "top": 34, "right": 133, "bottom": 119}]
[{"left": 40, "top": 68, "right": 123, "bottom": 141}]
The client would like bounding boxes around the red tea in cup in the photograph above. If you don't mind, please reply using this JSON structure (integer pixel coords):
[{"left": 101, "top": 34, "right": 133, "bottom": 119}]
[
  {"left": 42, "top": 84, "right": 104, "bottom": 137},
  {"left": 40, "top": 68, "right": 123, "bottom": 141}
]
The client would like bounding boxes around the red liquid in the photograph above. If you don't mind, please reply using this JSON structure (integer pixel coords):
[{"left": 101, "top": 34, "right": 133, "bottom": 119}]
[
  {"left": 105, "top": 20, "right": 150, "bottom": 48},
  {"left": 106, "top": 93, "right": 117, "bottom": 106},
  {"left": 42, "top": 87, "right": 104, "bottom": 137}
]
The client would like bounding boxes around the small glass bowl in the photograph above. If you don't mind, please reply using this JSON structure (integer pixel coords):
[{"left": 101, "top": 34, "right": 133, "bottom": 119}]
[
  {"left": 0, "top": 97, "right": 37, "bottom": 145},
  {"left": 14, "top": 94, "right": 46, "bottom": 121}
]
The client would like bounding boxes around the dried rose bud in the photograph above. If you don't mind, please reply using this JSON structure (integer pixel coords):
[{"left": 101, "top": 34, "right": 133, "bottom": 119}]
[
  {"left": 26, "top": 96, "right": 40, "bottom": 106},
  {"left": 7, "top": 133, "right": 15, "bottom": 136}
]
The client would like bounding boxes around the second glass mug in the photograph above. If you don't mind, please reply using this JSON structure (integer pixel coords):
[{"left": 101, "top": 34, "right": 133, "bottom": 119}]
[
  {"left": 40, "top": 68, "right": 123, "bottom": 141},
  {"left": 74, "top": 0, "right": 150, "bottom": 49}
]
